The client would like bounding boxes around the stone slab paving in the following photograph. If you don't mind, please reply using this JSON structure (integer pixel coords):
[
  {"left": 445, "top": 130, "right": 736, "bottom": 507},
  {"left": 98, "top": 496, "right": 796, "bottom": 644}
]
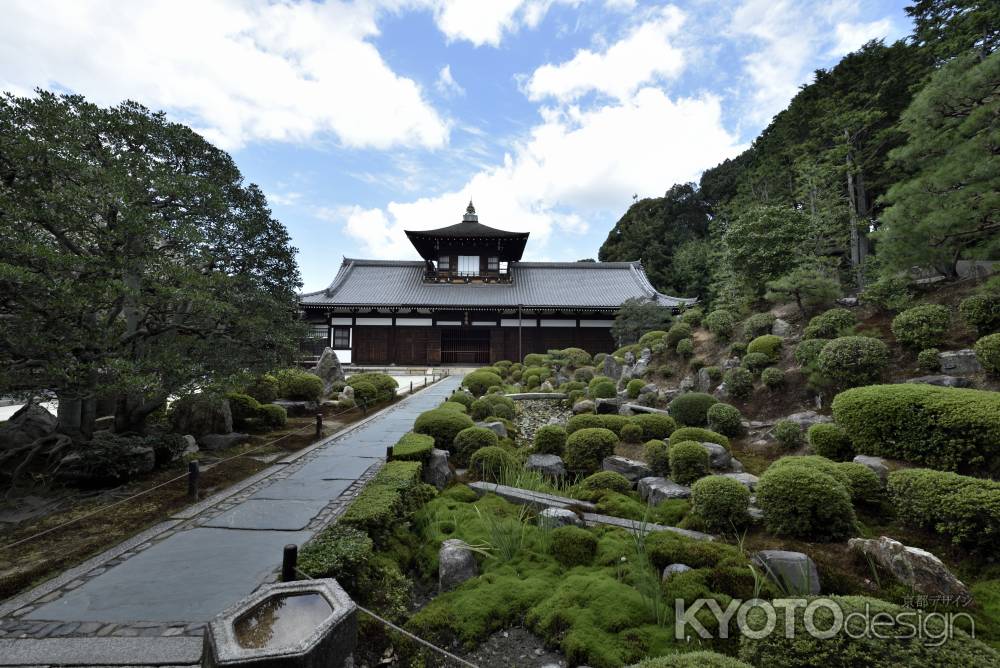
[{"left": 0, "top": 374, "right": 463, "bottom": 665}]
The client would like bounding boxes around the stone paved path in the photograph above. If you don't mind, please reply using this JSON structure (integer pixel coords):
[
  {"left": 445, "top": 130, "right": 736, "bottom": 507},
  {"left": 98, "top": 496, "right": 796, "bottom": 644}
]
[{"left": 0, "top": 375, "right": 462, "bottom": 663}]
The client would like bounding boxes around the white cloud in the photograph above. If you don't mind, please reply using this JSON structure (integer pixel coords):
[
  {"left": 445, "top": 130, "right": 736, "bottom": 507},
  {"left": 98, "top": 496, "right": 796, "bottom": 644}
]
[
  {"left": 526, "top": 5, "right": 686, "bottom": 102},
  {"left": 0, "top": 0, "right": 449, "bottom": 150},
  {"left": 829, "top": 18, "right": 893, "bottom": 55},
  {"left": 435, "top": 65, "right": 466, "bottom": 97},
  {"left": 334, "top": 87, "right": 743, "bottom": 259},
  {"left": 421, "top": 0, "right": 579, "bottom": 47}
]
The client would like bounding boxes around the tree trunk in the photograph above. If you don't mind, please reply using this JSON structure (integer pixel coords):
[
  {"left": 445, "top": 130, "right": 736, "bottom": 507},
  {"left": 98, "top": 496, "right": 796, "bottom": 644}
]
[{"left": 844, "top": 129, "right": 869, "bottom": 292}]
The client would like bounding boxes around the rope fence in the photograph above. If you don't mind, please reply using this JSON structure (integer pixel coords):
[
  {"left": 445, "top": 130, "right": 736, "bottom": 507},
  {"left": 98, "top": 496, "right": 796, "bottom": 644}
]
[{"left": 0, "top": 371, "right": 448, "bottom": 554}]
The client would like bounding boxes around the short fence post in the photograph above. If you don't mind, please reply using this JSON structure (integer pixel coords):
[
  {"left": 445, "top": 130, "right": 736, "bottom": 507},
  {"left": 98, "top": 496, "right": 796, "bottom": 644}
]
[
  {"left": 282, "top": 544, "right": 298, "bottom": 582},
  {"left": 410, "top": 380, "right": 413, "bottom": 393},
  {"left": 315, "top": 413, "right": 323, "bottom": 439},
  {"left": 187, "top": 461, "right": 199, "bottom": 501},
  {"left": 362, "top": 401, "right": 367, "bottom": 416},
  {"left": 386, "top": 446, "right": 393, "bottom": 461}
]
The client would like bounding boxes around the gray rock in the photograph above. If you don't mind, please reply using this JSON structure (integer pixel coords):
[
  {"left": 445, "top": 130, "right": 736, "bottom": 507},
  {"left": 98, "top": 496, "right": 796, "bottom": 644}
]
[
  {"left": 720, "top": 472, "right": 759, "bottom": 491},
  {"left": 638, "top": 476, "right": 691, "bottom": 504},
  {"left": 168, "top": 395, "right": 232, "bottom": 437},
  {"left": 538, "top": 507, "right": 583, "bottom": 529},
  {"left": 540, "top": 380, "right": 556, "bottom": 392},
  {"left": 728, "top": 457, "right": 744, "bottom": 473},
  {"left": 1, "top": 403, "right": 57, "bottom": 441},
  {"left": 273, "top": 399, "right": 320, "bottom": 416},
  {"left": 181, "top": 435, "right": 199, "bottom": 457},
  {"left": 722, "top": 357, "right": 741, "bottom": 370},
  {"left": 939, "top": 349, "right": 982, "bottom": 375},
  {"left": 907, "top": 375, "right": 972, "bottom": 388},
  {"left": 602, "top": 355, "right": 622, "bottom": 381},
  {"left": 837, "top": 296, "right": 860, "bottom": 307},
  {"left": 341, "top": 385, "right": 355, "bottom": 401},
  {"left": 595, "top": 398, "right": 621, "bottom": 414},
  {"left": 93, "top": 415, "right": 115, "bottom": 431},
  {"left": 848, "top": 536, "right": 971, "bottom": 600},
  {"left": 748, "top": 506, "right": 764, "bottom": 521},
  {"left": 695, "top": 367, "right": 714, "bottom": 393},
  {"left": 713, "top": 382, "right": 729, "bottom": 400},
  {"left": 772, "top": 318, "right": 792, "bottom": 336},
  {"left": 602, "top": 456, "right": 652, "bottom": 482},
  {"left": 639, "top": 383, "right": 659, "bottom": 396},
  {"left": 678, "top": 376, "right": 696, "bottom": 393},
  {"left": 424, "top": 448, "right": 453, "bottom": 490},
  {"left": 57, "top": 442, "right": 155, "bottom": 485},
  {"left": 198, "top": 433, "right": 249, "bottom": 451},
  {"left": 477, "top": 421, "right": 508, "bottom": 438},
  {"left": 753, "top": 550, "right": 821, "bottom": 595},
  {"left": 782, "top": 411, "right": 832, "bottom": 430},
  {"left": 700, "top": 442, "right": 732, "bottom": 470},
  {"left": 309, "top": 347, "right": 345, "bottom": 398},
  {"left": 853, "top": 455, "right": 889, "bottom": 485},
  {"left": 439, "top": 539, "right": 478, "bottom": 592},
  {"left": 572, "top": 399, "right": 596, "bottom": 414},
  {"left": 525, "top": 454, "right": 566, "bottom": 478},
  {"left": 662, "top": 563, "right": 692, "bottom": 581}
]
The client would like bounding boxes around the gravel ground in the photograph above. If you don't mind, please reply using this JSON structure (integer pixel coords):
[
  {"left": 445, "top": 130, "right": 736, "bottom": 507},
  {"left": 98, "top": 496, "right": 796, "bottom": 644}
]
[
  {"left": 460, "top": 627, "right": 566, "bottom": 668},
  {"left": 514, "top": 400, "right": 572, "bottom": 447}
]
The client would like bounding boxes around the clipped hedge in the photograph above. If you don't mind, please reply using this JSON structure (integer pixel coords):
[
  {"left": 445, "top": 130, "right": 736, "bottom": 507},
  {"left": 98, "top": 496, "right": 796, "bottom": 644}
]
[
  {"left": 274, "top": 368, "right": 324, "bottom": 401},
  {"left": 960, "top": 292, "right": 1000, "bottom": 336},
  {"left": 533, "top": 424, "right": 567, "bottom": 455},
  {"left": 462, "top": 371, "right": 503, "bottom": 396},
  {"left": 349, "top": 380, "right": 378, "bottom": 406},
  {"left": 340, "top": 460, "right": 424, "bottom": 543},
  {"left": 413, "top": 409, "right": 475, "bottom": 452},
  {"left": 803, "top": 308, "right": 855, "bottom": 340},
  {"left": 629, "top": 413, "right": 677, "bottom": 440},
  {"left": 773, "top": 419, "right": 802, "bottom": 448},
  {"left": 704, "top": 309, "right": 737, "bottom": 340},
  {"left": 807, "top": 423, "right": 853, "bottom": 461},
  {"left": 669, "top": 440, "right": 709, "bottom": 485},
  {"left": 620, "top": 422, "right": 643, "bottom": 443},
  {"left": 916, "top": 347, "right": 941, "bottom": 372},
  {"left": 590, "top": 380, "right": 617, "bottom": 399},
  {"left": 756, "top": 463, "right": 856, "bottom": 540},
  {"left": 470, "top": 394, "right": 515, "bottom": 421},
  {"left": 743, "top": 313, "right": 776, "bottom": 338},
  {"left": 347, "top": 372, "right": 399, "bottom": 403},
  {"left": 668, "top": 427, "right": 729, "bottom": 449},
  {"left": 888, "top": 468, "right": 1000, "bottom": 553},
  {"left": 258, "top": 404, "right": 287, "bottom": 429},
  {"left": 976, "top": 333, "right": 1000, "bottom": 374},
  {"left": 665, "top": 322, "right": 693, "bottom": 346},
  {"left": 631, "top": 652, "right": 752, "bottom": 668},
  {"left": 740, "top": 352, "right": 771, "bottom": 373},
  {"left": 564, "top": 427, "right": 618, "bottom": 474},
  {"left": 760, "top": 367, "right": 784, "bottom": 389},
  {"left": 815, "top": 336, "right": 889, "bottom": 389},
  {"left": 832, "top": 383, "right": 1000, "bottom": 473},
  {"left": 794, "top": 338, "right": 828, "bottom": 368},
  {"left": 438, "top": 400, "right": 468, "bottom": 413},
  {"left": 667, "top": 392, "right": 718, "bottom": 426},
  {"left": 453, "top": 427, "right": 500, "bottom": 467},
  {"left": 644, "top": 440, "right": 669, "bottom": 476},
  {"left": 392, "top": 432, "right": 435, "bottom": 463},
  {"left": 690, "top": 475, "right": 750, "bottom": 533},
  {"left": 747, "top": 334, "right": 782, "bottom": 360},
  {"left": 706, "top": 403, "right": 742, "bottom": 437},
  {"left": 226, "top": 392, "right": 262, "bottom": 430},
  {"left": 891, "top": 304, "right": 950, "bottom": 349},
  {"left": 723, "top": 367, "right": 754, "bottom": 400}
]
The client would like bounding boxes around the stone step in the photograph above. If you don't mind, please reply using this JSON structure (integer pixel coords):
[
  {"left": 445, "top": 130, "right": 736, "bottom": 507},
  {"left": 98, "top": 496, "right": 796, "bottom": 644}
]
[
  {"left": 0, "top": 637, "right": 201, "bottom": 666},
  {"left": 580, "top": 512, "right": 715, "bottom": 542},
  {"left": 468, "top": 482, "right": 596, "bottom": 512}
]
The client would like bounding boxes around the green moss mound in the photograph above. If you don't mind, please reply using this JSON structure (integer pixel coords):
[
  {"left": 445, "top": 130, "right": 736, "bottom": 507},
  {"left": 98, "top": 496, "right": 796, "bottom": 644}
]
[
  {"left": 534, "top": 424, "right": 567, "bottom": 455},
  {"left": 392, "top": 432, "right": 434, "bottom": 463},
  {"left": 620, "top": 422, "right": 644, "bottom": 443},
  {"left": 690, "top": 476, "right": 750, "bottom": 533},
  {"left": 565, "top": 428, "right": 618, "bottom": 474},
  {"left": 807, "top": 423, "right": 853, "bottom": 461},
  {"left": 756, "top": 463, "right": 856, "bottom": 541},
  {"left": 667, "top": 392, "right": 718, "bottom": 426},
  {"left": 668, "top": 427, "right": 729, "bottom": 449},
  {"left": 669, "top": 441, "right": 710, "bottom": 485},
  {"left": 644, "top": 440, "right": 669, "bottom": 476},
  {"left": 626, "top": 378, "right": 646, "bottom": 399},
  {"left": 274, "top": 368, "right": 324, "bottom": 401},
  {"left": 815, "top": 336, "right": 890, "bottom": 389},
  {"left": 462, "top": 370, "right": 504, "bottom": 396},
  {"left": 453, "top": 426, "right": 500, "bottom": 467},
  {"left": 413, "top": 408, "right": 475, "bottom": 452},
  {"left": 470, "top": 394, "right": 515, "bottom": 420},
  {"left": 580, "top": 471, "right": 632, "bottom": 495},
  {"left": 438, "top": 400, "right": 468, "bottom": 413},
  {"left": 631, "top": 652, "right": 752, "bottom": 668},
  {"left": 468, "top": 446, "right": 516, "bottom": 482},
  {"left": 747, "top": 334, "right": 782, "bottom": 360},
  {"left": 706, "top": 403, "right": 742, "bottom": 437},
  {"left": 550, "top": 525, "right": 598, "bottom": 567}
]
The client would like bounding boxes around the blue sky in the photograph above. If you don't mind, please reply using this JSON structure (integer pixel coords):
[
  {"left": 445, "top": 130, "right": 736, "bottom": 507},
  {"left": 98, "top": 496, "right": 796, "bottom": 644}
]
[{"left": 1, "top": 0, "right": 912, "bottom": 290}]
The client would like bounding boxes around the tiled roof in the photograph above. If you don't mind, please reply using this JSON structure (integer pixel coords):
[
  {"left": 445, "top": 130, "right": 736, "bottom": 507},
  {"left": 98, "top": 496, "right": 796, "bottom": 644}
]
[{"left": 299, "top": 259, "right": 696, "bottom": 310}]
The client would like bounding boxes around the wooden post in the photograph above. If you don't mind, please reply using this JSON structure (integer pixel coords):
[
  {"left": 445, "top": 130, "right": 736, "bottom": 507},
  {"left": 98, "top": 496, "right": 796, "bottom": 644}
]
[
  {"left": 315, "top": 413, "right": 323, "bottom": 439},
  {"left": 386, "top": 446, "right": 393, "bottom": 461},
  {"left": 187, "top": 461, "right": 199, "bottom": 501},
  {"left": 282, "top": 544, "right": 298, "bottom": 582}
]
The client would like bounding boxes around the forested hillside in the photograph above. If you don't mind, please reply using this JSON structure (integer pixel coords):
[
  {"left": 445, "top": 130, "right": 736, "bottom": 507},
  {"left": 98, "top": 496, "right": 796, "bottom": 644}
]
[{"left": 598, "top": 0, "right": 999, "bottom": 307}]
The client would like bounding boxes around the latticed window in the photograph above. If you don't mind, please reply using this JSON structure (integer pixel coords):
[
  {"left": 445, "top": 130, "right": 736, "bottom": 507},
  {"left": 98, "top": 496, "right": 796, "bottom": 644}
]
[
  {"left": 487, "top": 256, "right": 499, "bottom": 271},
  {"left": 332, "top": 327, "right": 350, "bottom": 348},
  {"left": 458, "top": 255, "right": 479, "bottom": 276},
  {"left": 438, "top": 255, "right": 450, "bottom": 270}
]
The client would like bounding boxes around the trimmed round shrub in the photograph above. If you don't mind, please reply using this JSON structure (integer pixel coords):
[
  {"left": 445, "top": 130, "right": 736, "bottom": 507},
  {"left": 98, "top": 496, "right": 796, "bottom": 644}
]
[
  {"left": 554, "top": 347, "right": 592, "bottom": 367},
  {"left": 462, "top": 370, "right": 503, "bottom": 396},
  {"left": 630, "top": 413, "right": 677, "bottom": 440},
  {"left": 740, "top": 352, "right": 771, "bottom": 373},
  {"left": 511, "top": 370, "right": 523, "bottom": 382},
  {"left": 803, "top": 308, "right": 855, "bottom": 339},
  {"left": 347, "top": 372, "right": 398, "bottom": 403},
  {"left": 580, "top": 471, "right": 631, "bottom": 495},
  {"left": 632, "top": 652, "right": 752, "bottom": 668},
  {"left": 704, "top": 309, "right": 737, "bottom": 340},
  {"left": 756, "top": 464, "right": 856, "bottom": 540},
  {"left": 638, "top": 330, "right": 668, "bottom": 347},
  {"left": 794, "top": 338, "right": 829, "bottom": 368},
  {"left": 590, "top": 380, "right": 617, "bottom": 398},
  {"left": 438, "top": 400, "right": 467, "bottom": 413},
  {"left": 705, "top": 366, "right": 723, "bottom": 382},
  {"left": 626, "top": 378, "right": 645, "bottom": 399},
  {"left": 723, "top": 367, "right": 754, "bottom": 400},
  {"left": 450, "top": 390, "right": 475, "bottom": 408},
  {"left": 680, "top": 307, "right": 703, "bottom": 326},
  {"left": 669, "top": 440, "right": 709, "bottom": 485},
  {"left": 564, "top": 428, "right": 618, "bottom": 474},
  {"left": 525, "top": 374, "right": 540, "bottom": 389},
  {"left": 891, "top": 304, "right": 950, "bottom": 349},
  {"left": 348, "top": 380, "right": 378, "bottom": 406},
  {"left": 807, "top": 423, "right": 853, "bottom": 461},
  {"left": 689, "top": 357, "right": 705, "bottom": 372},
  {"left": 533, "top": 424, "right": 567, "bottom": 455},
  {"left": 549, "top": 525, "right": 597, "bottom": 568},
  {"left": 525, "top": 365, "right": 552, "bottom": 380},
  {"left": 392, "top": 432, "right": 434, "bottom": 463},
  {"left": 413, "top": 409, "right": 474, "bottom": 452},
  {"left": 274, "top": 368, "right": 324, "bottom": 401},
  {"left": 588, "top": 374, "right": 615, "bottom": 391},
  {"left": 226, "top": 393, "right": 262, "bottom": 429},
  {"left": 560, "top": 381, "right": 586, "bottom": 394},
  {"left": 916, "top": 347, "right": 941, "bottom": 372},
  {"left": 245, "top": 374, "right": 279, "bottom": 403},
  {"left": 738, "top": 595, "right": 999, "bottom": 668},
  {"left": 665, "top": 322, "right": 693, "bottom": 346},
  {"left": 773, "top": 419, "right": 802, "bottom": 448},
  {"left": 691, "top": 476, "right": 750, "bottom": 533},
  {"left": 747, "top": 334, "right": 782, "bottom": 360},
  {"left": 566, "top": 413, "right": 604, "bottom": 434},
  {"left": 760, "top": 367, "right": 784, "bottom": 389},
  {"left": 706, "top": 403, "right": 743, "bottom": 437},
  {"left": 620, "top": 422, "right": 643, "bottom": 443},
  {"left": 815, "top": 336, "right": 889, "bottom": 389},
  {"left": 453, "top": 426, "right": 500, "bottom": 467},
  {"left": 837, "top": 461, "right": 882, "bottom": 504},
  {"left": 742, "top": 313, "right": 776, "bottom": 338},
  {"left": 667, "top": 392, "right": 718, "bottom": 426},
  {"left": 468, "top": 446, "right": 516, "bottom": 482},
  {"left": 644, "top": 440, "right": 669, "bottom": 475},
  {"left": 470, "top": 394, "right": 515, "bottom": 421},
  {"left": 975, "top": 333, "right": 1000, "bottom": 374},
  {"left": 258, "top": 403, "right": 287, "bottom": 429},
  {"left": 729, "top": 342, "right": 748, "bottom": 357},
  {"left": 960, "top": 293, "right": 1000, "bottom": 336},
  {"left": 573, "top": 366, "right": 596, "bottom": 383},
  {"left": 833, "top": 383, "right": 1000, "bottom": 473},
  {"left": 668, "top": 427, "right": 729, "bottom": 449},
  {"left": 861, "top": 273, "right": 915, "bottom": 311},
  {"left": 523, "top": 353, "right": 546, "bottom": 367},
  {"left": 566, "top": 389, "right": 585, "bottom": 408},
  {"left": 675, "top": 338, "right": 694, "bottom": 357},
  {"left": 888, "top": 468, "right": 1000, "bottom": 554}
]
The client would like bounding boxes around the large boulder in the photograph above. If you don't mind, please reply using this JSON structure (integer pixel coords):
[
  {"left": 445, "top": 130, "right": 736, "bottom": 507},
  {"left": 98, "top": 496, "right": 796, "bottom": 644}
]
[
  {"left": 56, "top": 433, "right": 155, "bottom": 486},
  {"left": 781, "top": 411, "right": 832, "bottom": 431},
  {"left": 309, "top": 347, "right": 345, "bottom": 398},
  {"left": 848, "top": 536, "right": 971, "bottom": 600},
  {"left": 620, "top": 348, "right": 653, "bottom": 382},
  {"left": 198, "top": 432, "right": 249, "bottom": 451},
  {"left": 169, "top": 395, "right": 233, "bottom": 437},
  {"left": 525, "top": 454, "right": 566, "bottom": 479},
  {"left": 939, "top": 349, "right": 983, "bottom": 375},
  {"left": 694, "top": 367, "right": 714, "bottom": 393},
  {"left": 0, "top": 404, "right": 58, "bottom": 450},
  {"left": 572, "top": 399, "right": 595, "bottom": 414},
  {"left": 853, "top": 455, "right": 889, "bottom": 485},
  {"left": 719, "top": 472, "right": 759, "bottom": 491},
  {"left": 602, "top": 456, "right": 652, "bottom": 483},
  {"left": 700, "top": 442, "right": 732, "bottom": 470},
  {"left": 538, "top": 507, "right": 583, "bottom": 529},
  {"left": 439, "top": 539, "right": 478, "bottom": 592},
  {"left": 638, "top": 476, "right": 691, "bottom": 504},
  {"left": 771, "top": 318, "right": 792, "bottom": 336},
  {"left": 906, "top": 375, "right": 972, "bottom": 388},
  {"left": 753, "top": 550, "right": 820, "bottom": 595},
  {"left": 476, "top": 421, "right": 508, "bottom": 438},
  {"left": 423, "top": 448, "right": 454, "bottom": 490},
  {"left": 273, "top": 399, "right": 320, "bottom": 417},
  {"left": 602, "top": 355, "right": 622, "bottom": 381}
]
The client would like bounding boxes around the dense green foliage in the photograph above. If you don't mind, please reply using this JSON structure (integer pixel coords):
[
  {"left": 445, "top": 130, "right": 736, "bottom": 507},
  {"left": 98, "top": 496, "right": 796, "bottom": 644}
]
[
  {"left": 690, "top": 476, "right": 750, "bottom": 533},
  {"left": 976, "top": 333, "right": 1000, "bottom": 374},
  {"left": 832, "top": 383, "right": 1000, "bottom": 473},
  {"left": 462, "top": 371, "right": 503, "bottom": 396},
  {"left": 773, "top": 420, "right": 803, "bottom": 449},
  {"left": 746, "top": 334, "right": 782, "bottom": 360},
  {"left": 533, "top": 424, "right": 567, "bottom": 455},
  {"left": 468, "top": 446, "right": 516, "bottom": 482},
  {"left": 644, "top": 440, "right": 669, "bottom": 476},
  {"left": 667, "top": 392, "right": 717, "bottom": 426},
  {"left": 668, "top": 441, "right": 709, "bottom": 486},
  {"left": 630, "top": 413, "right": 677, "bottom": 440},
  {"left": 611, "top": 298, "right": 673, "bottom": 345},
  {"left": 803, "top": 308, "right": 856, "bottom": 340},
  {"left": 960, "top": 292, "right": 1000, "bottom": 335},
  {"left": 706, "top": 403, "right": 742, "bottom": 437},
  {"left": 807, "top": 423, "right": 854, "bottom": 461},
  {"left": 392, "top": 432, "right": 434, "bottom": 463},
  {"left": 347, "top": 372, "right": 398, "bottom": 403},
  {"left": 453, "top": 427, "right": 500, "bottom": 467},
  {"left": 756, "top": 462, "right": 856, "bottom": 540},
  {"left": 564, "top": 427, "right": 618, "bottom": 474},
  {"left": 722, "top": 367, "right": 754, "bottom": 400},
  {"left": 668, "top": 427, "right": 729, "bottom": 449},
  {"left": 631, "top": 653, "right": 752, "bottom": 668},
  {"left": 580, "top": 471, "right": 632, "bottom": 495},
  {"left": 815, "top": 336, "right": 890, "bottom": 389},
  {"left": 275, "top": 368, "right": 324, "bottom": 402},
  {"left": 413, "top": 409, "right": 475, "bottom": 452},
  {"left": 890, "top": 304, "right": 951, "bottom": 348},
  {"left": 470, "top": 394, "right": 515, "bottom": 421}
]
